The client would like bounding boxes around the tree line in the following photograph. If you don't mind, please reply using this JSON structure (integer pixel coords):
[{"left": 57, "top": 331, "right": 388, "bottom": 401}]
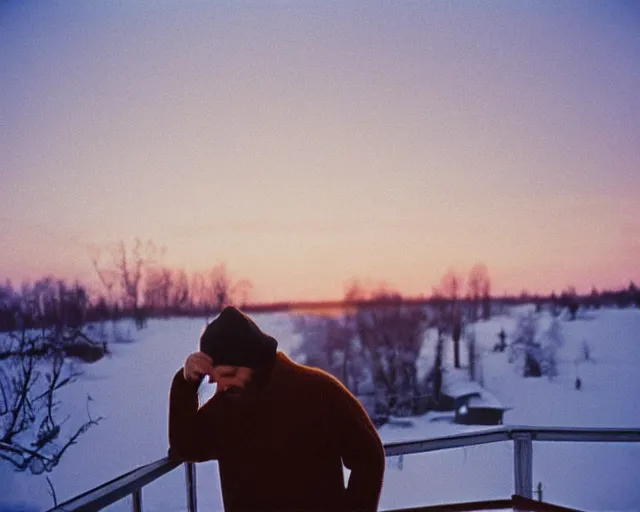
[
  {"left": 292, "top": 268, "right": 640, "bottom": 427},
  {"left": 1, "top": 237, "right": 638, "bottom": 479},
  {"left": 3, "top": 240, "right": 637, "bottom": 334},
  {"left": 0, "top": 239, "right": 252, "bottom": 333}
]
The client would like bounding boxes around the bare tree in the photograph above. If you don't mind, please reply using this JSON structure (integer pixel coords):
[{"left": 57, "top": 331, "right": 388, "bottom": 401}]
[
  {"left": 189, "top": 272, "right": 206, "bottom": 313},
  {"left": 144, "top": 265, "right": 193, "bottom": 318},
  {"left": 425, "top": 329, "right": 445, "bottom": 408},
  {"left": 205, "top": 264, "right": 253, "bottom": 314},
  {"left": 481, "top": 279, "right": 492, "bottom": 320},
  {"left": 168, "top": 269, "right": 190, "bottom": 313},
  {"left": 144, "top": 265, "right": 172, "bottom": 317},
  {"left": 467, "top": 263, "right": 492, "bottom": 321},
  {"left": 440, "top": 270, "right": 462, "bottom": 304},
  {"left": 295, "top": 282, "right": 428, "bottom": 420},
  {"left": 508, "top": 313, "right": 563, "bottom": 379},
  {"left": 89, "top": 245, "right": 119, "bottom": 313},
  {"left": 1, "top": 299, "right": 102, "bottom": 474},
  {"left": 587, "top": 287, "right": 601, "bottom": 310},
  {"left": 116, "top": 239, "right": 159, "bottom": 328},
  {"left": 451, "top": 306, "right": 463, "bottom": 369},
  {"left": 467, "top": 328, "right": 477, "bottom": 382},
  {"left": 560, "top": 286, "right": 579, "bottom": 320},
  {"left": 467, "top": 264, "right": 484, "bottom": 322},
  {"left": 438, "top": 270, "right": 464, "bottom": 368},
  {"left": 209, "top": 264, "right": 232, "bottom": 312},
  {"left": 293, "top": 315, "right": 354, "bottom": 384},
  {"left": 353, "top": 287, "right": 428, "bottom": 417},
  {"left": 90, "top": 239, "right": 159, "bottom": 329}
]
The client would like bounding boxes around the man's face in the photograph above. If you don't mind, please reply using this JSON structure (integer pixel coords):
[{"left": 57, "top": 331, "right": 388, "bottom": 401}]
[{"left": 211, "top": 365, "right": 254, "bottom": 398}]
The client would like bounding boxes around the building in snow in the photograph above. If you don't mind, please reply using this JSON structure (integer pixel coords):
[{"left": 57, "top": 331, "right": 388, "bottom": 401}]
[{"left": 441, "top": 370, "right": 510, "bottom": 426}]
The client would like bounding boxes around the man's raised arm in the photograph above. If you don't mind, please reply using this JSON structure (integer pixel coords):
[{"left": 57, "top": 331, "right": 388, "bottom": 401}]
[{"left": 168, "top": 353, "right": 223, "bottom": 462}]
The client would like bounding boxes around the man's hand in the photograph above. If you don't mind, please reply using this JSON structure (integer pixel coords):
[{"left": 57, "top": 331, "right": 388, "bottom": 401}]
[{"left": 183, "top": 352, "right": 215, "bottom": 383}]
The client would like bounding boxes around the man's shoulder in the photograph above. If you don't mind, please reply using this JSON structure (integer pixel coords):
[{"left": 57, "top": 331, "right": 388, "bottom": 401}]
[{"left": 274, "top": 353, "right": 350, "bottom": 391}]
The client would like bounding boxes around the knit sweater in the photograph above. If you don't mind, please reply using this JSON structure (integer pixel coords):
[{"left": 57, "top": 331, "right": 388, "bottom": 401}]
[{"left": 168, "top": 352, "right": 385, "bottom": 512}]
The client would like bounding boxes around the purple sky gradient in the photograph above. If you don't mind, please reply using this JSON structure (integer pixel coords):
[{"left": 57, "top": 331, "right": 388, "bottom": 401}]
[{"left": 1, "top": 1, "right": 639, "bottom": 301}]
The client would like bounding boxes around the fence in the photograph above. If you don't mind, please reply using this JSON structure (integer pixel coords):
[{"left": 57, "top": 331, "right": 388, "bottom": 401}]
[{"left": 47, "top": 425, "right": 640, "bottom": 512}]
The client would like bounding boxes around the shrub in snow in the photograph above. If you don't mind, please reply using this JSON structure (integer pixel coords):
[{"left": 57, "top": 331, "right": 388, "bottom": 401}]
[
  {"left": 559, "top": 287, "right": 580, "bottom": 320},
  {"left": 294, "top": 291, "right": 429, "bottom": 420},
  {"left": 539, "top": 318, "right": 563, "bottom": 379},
  {"left": 292, "top": 315, "right": 365, "bottom": 389},
  {"left": 0, "top": 285, "right": 104, "bottom": 474},
  {"left": 508, "top": 313, "right": 564, "bottom": 379},
  {"left": 577, "top": 340, "right": 593, "bottom": 364},
  {"left": 0, "top": 328, "right": 102, "bottom": 474}
]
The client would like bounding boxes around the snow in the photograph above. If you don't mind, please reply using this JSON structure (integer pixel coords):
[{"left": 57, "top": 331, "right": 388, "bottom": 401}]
[
  {"left": 2, "top": 307, "right": 640, "bottom": 511},
  {"left": 441, "top": 370, "right": 486, "bottom": 399},
  {"left": 465, "top": 391, "right": 506, "bottom": 410}
]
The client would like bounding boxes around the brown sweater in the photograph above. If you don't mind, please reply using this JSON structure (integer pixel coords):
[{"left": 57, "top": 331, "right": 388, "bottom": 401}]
[{"left": 168, "top": 352, "right": 385, "bottom": 512}]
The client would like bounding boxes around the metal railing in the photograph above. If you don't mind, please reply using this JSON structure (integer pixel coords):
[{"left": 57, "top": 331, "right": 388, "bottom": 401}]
[{"left": 47, "top": 425, "right": 640, "bottom": 512}]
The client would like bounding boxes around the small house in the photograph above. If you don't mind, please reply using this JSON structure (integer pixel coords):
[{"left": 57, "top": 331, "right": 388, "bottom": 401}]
[
  {"left": 440, "top": 370, "right": 510, "bottom": 426},
  {"left": 439, "top": 371, "right": 485, "bottom": 410},
  {"left": 455, "top": 391, "right": 510, "bottom": 426}
]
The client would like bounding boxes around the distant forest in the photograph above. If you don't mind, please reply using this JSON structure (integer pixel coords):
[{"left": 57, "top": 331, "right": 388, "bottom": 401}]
[{"left": 0, "top": 238, "right": 639, "bottom": 333}]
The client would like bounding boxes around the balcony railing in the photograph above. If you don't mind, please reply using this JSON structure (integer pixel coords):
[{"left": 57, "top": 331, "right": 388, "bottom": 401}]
[{"left": 46, "top": 425, "right": 640, "bottom": 512}]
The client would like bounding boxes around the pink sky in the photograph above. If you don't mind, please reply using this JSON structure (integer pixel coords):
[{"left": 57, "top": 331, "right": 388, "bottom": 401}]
[{"left": 1, "top": 2, "right": 639, "bottom": 302}]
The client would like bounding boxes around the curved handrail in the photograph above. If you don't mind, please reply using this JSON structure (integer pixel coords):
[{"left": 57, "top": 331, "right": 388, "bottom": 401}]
[
  {"left": 47, "top": 425, "right": 640, "bottom": 512},
  {"left": 47, "top": 458, "right": 181, "bottom": 512},
  {"left": 384, "top": 424, "right": 640, "bottom": 455}
]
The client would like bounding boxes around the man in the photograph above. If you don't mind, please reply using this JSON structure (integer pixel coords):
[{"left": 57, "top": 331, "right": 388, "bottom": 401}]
[{"left": 168, "top": 306, "right": 386, "bottom": 512}]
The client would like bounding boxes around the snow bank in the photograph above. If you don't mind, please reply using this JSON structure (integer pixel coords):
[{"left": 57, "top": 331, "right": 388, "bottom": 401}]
[{"left": 1, "top": 307, "right": 639, "bottom": 511}]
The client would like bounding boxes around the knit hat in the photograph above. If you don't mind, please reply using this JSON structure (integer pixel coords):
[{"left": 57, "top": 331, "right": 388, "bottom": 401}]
[{"left": 200, "top": 306, "right": 278, "bottom": 370}]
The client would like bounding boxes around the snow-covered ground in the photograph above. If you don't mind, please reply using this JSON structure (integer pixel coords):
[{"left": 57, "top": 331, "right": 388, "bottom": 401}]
[{"left": 2, "top": 306, "right": 639, "bottom": 511}]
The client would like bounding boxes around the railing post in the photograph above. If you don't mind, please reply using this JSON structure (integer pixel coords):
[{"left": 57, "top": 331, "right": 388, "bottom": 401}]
[
  {"left": 131, "top": 488, "right": 142, "bottom": 512},
  {"left": 185, "top": 462, "right": 197, "bottom": 512},
  {"left": 513, "top": 432, "right": 533, "bottom": 499}
]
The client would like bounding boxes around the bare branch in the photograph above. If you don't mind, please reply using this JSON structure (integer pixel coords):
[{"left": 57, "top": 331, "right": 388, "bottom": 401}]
[
  {"left": 1, "top": 323, "right": 103, "bottom": 473},
  {"left": 46, "top": 476, "right": 58, "bottom": 507}
]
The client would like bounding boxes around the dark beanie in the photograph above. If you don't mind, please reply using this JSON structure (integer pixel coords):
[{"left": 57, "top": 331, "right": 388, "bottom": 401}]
[{"left": 200, "top": 306, "right": 278, "bottom": 370}]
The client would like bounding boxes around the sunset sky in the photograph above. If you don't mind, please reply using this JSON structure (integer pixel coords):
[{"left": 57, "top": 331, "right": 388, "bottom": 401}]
[{"left": 1, "top": 1, "right": 639, "bottom": 302}]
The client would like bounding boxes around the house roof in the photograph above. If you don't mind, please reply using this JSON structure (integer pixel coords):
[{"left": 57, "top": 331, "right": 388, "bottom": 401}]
[
  {"left": 441, "top": 369, "right": 509, "bottom": 410},
  {"left": 441, "top": 369, "right": 484, "bottom": 399},
  {"left": 466, "top": 391, "right": 509, "bottom": 410}
]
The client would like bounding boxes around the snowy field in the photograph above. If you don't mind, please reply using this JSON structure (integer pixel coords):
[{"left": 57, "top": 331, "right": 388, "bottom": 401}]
[{"left": 2, "top": 306, "right": 640, "bottom": 511}]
